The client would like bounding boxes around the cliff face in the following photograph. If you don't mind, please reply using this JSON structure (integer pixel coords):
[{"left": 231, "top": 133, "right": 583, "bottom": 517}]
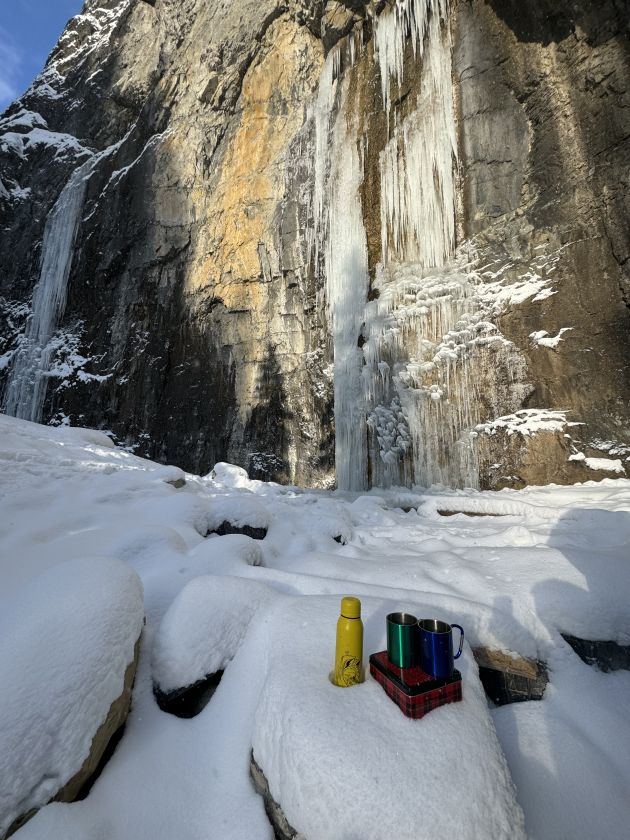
[
  {"left": 0, "top": 0, "right": 629, "bottom": 489},
  {"left": 455, "top": 0, "right": 630, "bottom": 487}
]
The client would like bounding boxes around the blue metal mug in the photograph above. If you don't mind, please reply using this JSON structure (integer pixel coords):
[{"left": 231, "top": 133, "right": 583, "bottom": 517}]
[{"left": 418, "top": 619, "right": 464, "bottom": 678}]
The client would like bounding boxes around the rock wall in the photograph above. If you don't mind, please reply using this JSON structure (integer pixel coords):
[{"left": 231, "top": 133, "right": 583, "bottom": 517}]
[
  {"left": 1, "top": 0, "right": 629, "bottom": 488},
  {"left": 0, "top": 0, "right": 334, "bottom": 485},
  {"left": 455, "top": 0, "right": 630, "bottom": 487}
]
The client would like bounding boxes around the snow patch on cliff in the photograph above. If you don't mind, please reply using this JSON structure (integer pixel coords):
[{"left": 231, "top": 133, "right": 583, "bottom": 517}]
[
  {"left": 530, "top": 328, "right": 573, "bottom": 349},
  {"left": 568, "top": 452, "right": 625, "bottom": 473},
  {"left": 476, "top": 409, "right": 571, "bottom": 437},
  {"left": 0, "top": 126, "right": 90, "bottom": 162},
  {"left": 50, "top": 0, "right": 132, "bottom": 77}
]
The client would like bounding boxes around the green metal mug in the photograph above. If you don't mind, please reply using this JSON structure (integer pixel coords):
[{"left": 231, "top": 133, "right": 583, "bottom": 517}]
[{"left": 386, "top": 612, "right": 418, "bottom": 668}]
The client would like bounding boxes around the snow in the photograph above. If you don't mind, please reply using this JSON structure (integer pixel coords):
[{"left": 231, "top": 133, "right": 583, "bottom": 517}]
[
  {"left": 0, "top": 556, "right": 143, "bottom": 837},
  {"left": 152, "top": 576, "right": 278, "bottom": 693},
  {"left": 205, "top": 494, "right": 271, "bottom": 532},
  {"left": 105, "top": 131, "right": 169, "bottom": 192},
  {"left": 252, "top": 597, "right": 525, "bottom": 840},
  {"left": 529, "top": 328, "right": 573, "bottom": 348},
  {"left": 0, "top": 109, "right": 48, "bottom": 133},
  {"left": 477, "top": 409, "right": 571, "bottom": 437},
  {"left": 2, "top": 415, "right": 630, "bottom": 839},
  {"left": 10, "top": 186, "right": 32, "bottom": 202},
  {"left": 569, "top": 453, "right": 625, "bottom": 474},
  {"left": 48, "top": 1, "right": 132, "bottom": 79},
  {"left": 0, "top": 128, "right": 89, "bottom": 162}
]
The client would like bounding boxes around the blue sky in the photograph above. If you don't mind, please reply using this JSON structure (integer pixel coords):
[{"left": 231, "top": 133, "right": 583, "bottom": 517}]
[{"left": 0, "top": 0, "right": 84, "bottom": 111}]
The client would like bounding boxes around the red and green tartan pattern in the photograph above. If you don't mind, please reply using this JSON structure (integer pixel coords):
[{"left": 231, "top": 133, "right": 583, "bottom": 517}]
[{"left": 370, "top": 651, "right": 462, "bottom": 720}]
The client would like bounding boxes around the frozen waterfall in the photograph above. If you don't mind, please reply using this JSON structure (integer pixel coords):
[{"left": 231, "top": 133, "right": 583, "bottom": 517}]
[
  {"left": 3, "top": 156, "right": 95, "bottom": 422},
  {"left": 312, "top": 0, "right": 525, "bottom": 490}
]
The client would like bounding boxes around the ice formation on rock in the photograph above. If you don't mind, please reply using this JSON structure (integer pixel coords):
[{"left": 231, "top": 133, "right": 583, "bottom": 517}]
[
  {"left": 3, "top": 134, "right": 127, "bottom": 422},
  {"left": 363, "top": 261, "right": 527, "bottom": 488},
  {"left": 3, "top": 157, "right": 95, "bottom": 422},
  {"left": 314, "top": 0, "right": 527, "bottom": 490},
  {"left": 374, "top": 0, "right": 448, "bottom": 120},
  {"left": 378, "top": 10, "right": 456, "bottom": 268}
]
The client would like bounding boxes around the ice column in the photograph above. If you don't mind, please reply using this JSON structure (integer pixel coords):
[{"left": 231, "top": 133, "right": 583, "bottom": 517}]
[
  {"left": 310, "top": 47, "right": 341, "bottom": 271},
  {"left": 326, "top": 104, "right": 370, "bottom": 492},
  {"left": 311, "top": 44, "right": 369, "bottom": 491},
  {"left": 3, "top": 155, "right": 95, "bottom": 422}
]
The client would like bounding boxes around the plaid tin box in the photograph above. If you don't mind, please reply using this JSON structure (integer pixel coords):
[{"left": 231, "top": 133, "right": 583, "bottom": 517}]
[{"left": 369, "top": 651, "right": 462, "bottom": 720}]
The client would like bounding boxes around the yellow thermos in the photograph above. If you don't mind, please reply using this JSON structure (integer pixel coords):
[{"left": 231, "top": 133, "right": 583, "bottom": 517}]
[{"left": 334, "top": 596, "right": 363, "bottom": 686}]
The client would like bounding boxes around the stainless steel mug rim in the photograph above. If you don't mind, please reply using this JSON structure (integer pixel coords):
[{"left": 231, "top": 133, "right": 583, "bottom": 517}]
[
  {"left": 387, "top": 611, "right": 418, "bottom": 626},
  {"left": 418, "top": 618, "right": 452, "bottom": 634}
]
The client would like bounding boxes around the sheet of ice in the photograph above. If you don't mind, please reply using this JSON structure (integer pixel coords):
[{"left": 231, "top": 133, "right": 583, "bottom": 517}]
[
  {"left": 252, "top": 596, "right": 525, "bottom": 840},
  {"left": 3, "top": 133, "right": 130, "bottom": 423},
  {"left": 153, "top": 575, "right": 278, "bottom": 692},
  {"left": 0, "top": 556, "right": 143, "bottom": 837},
  {"left": 313, "top": 47, "right": 369, "bottom": 491},
  {"left": 3, "top": 159, "right": 94, "bottom": 422}
]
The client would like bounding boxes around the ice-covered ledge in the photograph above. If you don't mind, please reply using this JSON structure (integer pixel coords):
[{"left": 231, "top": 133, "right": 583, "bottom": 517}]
[{"left": 251, "top": 596, "right": 526, "bottom": 840}]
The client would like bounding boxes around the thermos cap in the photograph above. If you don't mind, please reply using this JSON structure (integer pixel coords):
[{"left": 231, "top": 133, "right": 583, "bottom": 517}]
[{"left": 340, "top": 596, "right": 361, "bottom": 618}]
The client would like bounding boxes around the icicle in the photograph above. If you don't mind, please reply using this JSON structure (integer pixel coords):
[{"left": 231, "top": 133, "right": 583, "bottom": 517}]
[
  {"left": 374, "top": 0, "right": 448, "bottom": 119},
  {"left": 310, "top": 47, "right": 340, "bottom": 272},
  {"left": 379, "top": 10, "right": 456, "bottom": 268}
]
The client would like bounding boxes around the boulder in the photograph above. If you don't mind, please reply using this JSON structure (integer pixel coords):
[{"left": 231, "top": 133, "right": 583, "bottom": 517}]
[
  {"left": 0, "top": 558, "right": 144, "bottom": 839},
  {"left": 152, "top": 576, "right": 277, "bottom": 702}
]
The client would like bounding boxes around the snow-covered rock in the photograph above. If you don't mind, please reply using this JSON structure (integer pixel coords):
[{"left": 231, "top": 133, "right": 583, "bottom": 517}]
[
  {"left": 152, "top": 575, "right": 278, "bottom": 694},
  {"left": 205, "top": 494, "right": 271, "bottom": 538},
  {"left": 185, "top": 533, "right": 265, "bottom": 576},
  {"left": 0, "top": 557, "right": 144, "bottom": 837},
  {"left": 252, "top": 596, "right": 526, "bottom": 840}
]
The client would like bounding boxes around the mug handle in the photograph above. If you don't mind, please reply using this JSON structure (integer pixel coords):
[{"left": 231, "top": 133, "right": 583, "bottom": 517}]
[{"left": 451, "top": 624, "right": 464, "bottom": 659}]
